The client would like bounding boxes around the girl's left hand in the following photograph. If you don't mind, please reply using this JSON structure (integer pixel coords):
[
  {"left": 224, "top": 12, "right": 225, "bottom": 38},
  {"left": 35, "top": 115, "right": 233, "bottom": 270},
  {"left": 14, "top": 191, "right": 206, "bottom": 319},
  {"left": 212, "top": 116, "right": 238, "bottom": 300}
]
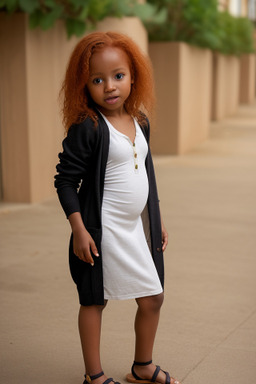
[{"left": 161, "top": 223, "right": 168, "bottom": 252}]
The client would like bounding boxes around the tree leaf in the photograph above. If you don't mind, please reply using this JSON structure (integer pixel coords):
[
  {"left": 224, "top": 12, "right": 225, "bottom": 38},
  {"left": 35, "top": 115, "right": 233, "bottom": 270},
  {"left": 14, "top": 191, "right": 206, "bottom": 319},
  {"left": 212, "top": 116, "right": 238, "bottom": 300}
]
[
  {"left": 29, "top": 10, "right": 42, "bottom": 29},
  {"left": 29, "top": 8, "right": 62, "bottom": 31},
  {"left": 65, "top": 18, "right": 86, "bottom": 38},
  {"left": 133, "top": 3, "right": 156, "bottom": 21},
  {"left": 39, "top": 9, "right": 62, "bottom": 30},
  {"left": 77, "top": 4, "right": 90, "bottom": 21},
  {"left": 5, "top": 0, "right": 19, "bottom": 13},
  {"left": 114, "top": 0, "right": 136, "bottom": 16},
  {"left": 87, "top": 0, "right": 111, "bottom": 21},
  {"left": 69, "top": 0, "right": 89, "bottom": 8},
  {"left": 0, "top": 0, "right": 7, "bottom": 8},
  {"left": 44, "top": 0, "right": 58, "bottom": 7},
  {"left": 19, "top": 0, "right": 39, "bottom": 13}
]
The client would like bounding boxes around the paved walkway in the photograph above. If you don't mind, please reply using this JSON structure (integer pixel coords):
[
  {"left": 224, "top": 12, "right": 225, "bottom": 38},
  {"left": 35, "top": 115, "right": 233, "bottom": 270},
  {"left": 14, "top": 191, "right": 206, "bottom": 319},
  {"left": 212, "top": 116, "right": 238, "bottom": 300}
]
[{"left": 1, "top": 102, "right": 256, "bottom": 384}]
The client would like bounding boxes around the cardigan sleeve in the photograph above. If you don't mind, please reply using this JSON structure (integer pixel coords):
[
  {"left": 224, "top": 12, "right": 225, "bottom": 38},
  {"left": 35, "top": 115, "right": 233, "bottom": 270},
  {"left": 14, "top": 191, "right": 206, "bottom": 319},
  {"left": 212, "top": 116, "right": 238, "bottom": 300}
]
[{"left": 54, "top": 119, "right": 99, "bottom": 218}]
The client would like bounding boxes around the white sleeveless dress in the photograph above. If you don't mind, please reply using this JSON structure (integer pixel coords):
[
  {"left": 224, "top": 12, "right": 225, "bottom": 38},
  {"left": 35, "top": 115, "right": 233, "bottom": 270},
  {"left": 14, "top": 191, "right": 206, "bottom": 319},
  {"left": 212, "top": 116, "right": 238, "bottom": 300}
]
[{"left": 101, "top": 115, "right": 163, "bottom": 300}]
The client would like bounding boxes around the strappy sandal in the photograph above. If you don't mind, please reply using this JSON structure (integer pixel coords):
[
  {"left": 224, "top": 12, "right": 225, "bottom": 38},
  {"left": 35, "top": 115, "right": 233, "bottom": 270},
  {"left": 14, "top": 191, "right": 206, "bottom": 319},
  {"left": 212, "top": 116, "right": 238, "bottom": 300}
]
[
  {"left": 84, "top": 371, "right": 120, "bottom": 384},
  {"left": 126, "top": 360, "right": 180, "bottom": 384}
]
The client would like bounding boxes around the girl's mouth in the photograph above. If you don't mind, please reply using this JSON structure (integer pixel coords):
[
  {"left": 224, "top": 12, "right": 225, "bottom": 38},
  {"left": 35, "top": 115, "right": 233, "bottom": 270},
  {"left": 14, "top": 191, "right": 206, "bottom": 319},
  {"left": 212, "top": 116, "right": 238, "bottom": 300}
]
[{"left": 105, "top": 96, "right": 119, "bottom": 105}]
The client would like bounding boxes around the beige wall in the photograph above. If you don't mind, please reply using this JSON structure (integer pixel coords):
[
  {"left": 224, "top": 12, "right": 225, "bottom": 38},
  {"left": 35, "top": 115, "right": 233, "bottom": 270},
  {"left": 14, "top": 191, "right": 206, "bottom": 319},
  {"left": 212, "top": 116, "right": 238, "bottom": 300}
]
[
  {"left": 0, "top": 13, "right": 147, "bottom": 203},
  {"left": 149, "top": 42, "right": 212, "bottom": 155},
  {"left": 212, "top": 53, "right": 240, "bottom": 120}
]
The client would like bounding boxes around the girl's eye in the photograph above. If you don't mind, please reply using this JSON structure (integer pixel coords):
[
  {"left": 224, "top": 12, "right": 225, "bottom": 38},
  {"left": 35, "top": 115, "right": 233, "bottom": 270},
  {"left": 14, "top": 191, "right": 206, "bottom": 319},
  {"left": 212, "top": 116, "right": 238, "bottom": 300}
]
[
  {"left": 115, "top": 73, "right": 124, "bottom": 80},
  {"left": 93, "top": 78, "right": 103, "bottom": 85}
]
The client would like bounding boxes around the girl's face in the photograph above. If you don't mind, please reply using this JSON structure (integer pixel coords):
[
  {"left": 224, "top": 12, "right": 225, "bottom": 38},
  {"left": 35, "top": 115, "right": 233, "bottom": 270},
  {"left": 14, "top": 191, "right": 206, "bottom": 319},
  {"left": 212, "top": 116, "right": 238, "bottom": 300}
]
[{"left": 87, "top": 46, "right": 133, "bottom": 116}]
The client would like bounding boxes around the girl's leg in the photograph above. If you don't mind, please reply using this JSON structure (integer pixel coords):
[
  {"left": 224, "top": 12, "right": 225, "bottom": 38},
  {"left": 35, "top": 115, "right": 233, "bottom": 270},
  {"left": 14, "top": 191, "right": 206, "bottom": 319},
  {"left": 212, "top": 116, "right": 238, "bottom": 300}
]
[
  {"left": 78, "top": 302, "right": 108, "bottom": 384},
  {"left": 134, "top": 293, "right": 180, "bottom": 384},
  {"left": 134, "top": 293, "right": 164, "bottom": 363}
]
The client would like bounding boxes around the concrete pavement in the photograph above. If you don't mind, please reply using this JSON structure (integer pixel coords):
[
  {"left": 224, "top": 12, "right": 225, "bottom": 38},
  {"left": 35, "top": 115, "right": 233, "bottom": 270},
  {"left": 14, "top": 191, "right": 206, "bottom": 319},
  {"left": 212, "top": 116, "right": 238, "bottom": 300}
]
[{"left": 1, "top": 102, "right": 256, "bottom": 383}]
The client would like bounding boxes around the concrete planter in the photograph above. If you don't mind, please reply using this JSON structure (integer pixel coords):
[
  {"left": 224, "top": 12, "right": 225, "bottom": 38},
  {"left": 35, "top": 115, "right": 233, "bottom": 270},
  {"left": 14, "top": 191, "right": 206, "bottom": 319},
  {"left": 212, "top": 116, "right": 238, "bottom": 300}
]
[
  {"left": 239, "top": 54, "right": 256, "bottom": 104},
  {"left": 149, "top": 42, "right": 212, "bottom": 155},
  {"left": 211, "top": 52, "right": 240, "bottom": 121},
  {"left": 0, "top": 13, "right": 79, "bottom": 202},
  {"left": 0, "top": 13, "right": 147, "bottom": 203}
]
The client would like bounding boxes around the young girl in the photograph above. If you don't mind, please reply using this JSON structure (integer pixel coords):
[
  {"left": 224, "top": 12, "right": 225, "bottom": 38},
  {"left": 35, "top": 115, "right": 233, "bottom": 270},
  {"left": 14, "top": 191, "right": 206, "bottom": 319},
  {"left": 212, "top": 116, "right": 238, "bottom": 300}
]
[{"left": 55, "top": 32, "right": 180, "bottom": 384}]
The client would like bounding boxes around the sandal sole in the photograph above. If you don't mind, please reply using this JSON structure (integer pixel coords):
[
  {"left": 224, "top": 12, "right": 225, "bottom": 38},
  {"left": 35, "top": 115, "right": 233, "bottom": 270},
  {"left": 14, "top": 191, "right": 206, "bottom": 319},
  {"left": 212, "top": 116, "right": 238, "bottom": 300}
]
[
  {"left": 126, "top": 373, "right": 162, "bottom": 384},
  {"left": 126, "top": 373, "right": 180, "bottom": 384}
]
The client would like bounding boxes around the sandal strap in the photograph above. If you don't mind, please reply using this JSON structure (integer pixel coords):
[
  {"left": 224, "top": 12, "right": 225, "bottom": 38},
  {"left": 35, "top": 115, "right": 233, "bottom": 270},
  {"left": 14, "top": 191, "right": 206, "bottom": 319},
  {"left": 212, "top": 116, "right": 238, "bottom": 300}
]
[
  {"left": 131, "top": 365, "right": 143, "bottom": 381},
  {"left": 151, "top": 365, "right": 161, "bottom": 383},
  {"left": 133, "top": 360, "right": 153, "bottom": 366},
  {"left": 103, "top": 378, "right": 119, "bottom": 384},
  {"left": 84, "top": 373, "right": 120, "bottom": 384},
  {"left": 164, "top": 371, "right": 170, "bottom": 384},
  {"left": 84, "top": 371, "right": 104, "bottom": 383},
  {"left": 131, "top": 361, "right": 171, "bottom": 384},
  {"left": 132, "top": 360, "right": 152, "bottom": 381},
  {"left": 90, "top": 371, "right": 105, "bottom": 381},
  {"left": 153, "top": 368, "right": 171, "bottom": 384},
  {"left": 104, "top": 379, "right": 120, "bottom": 384}
]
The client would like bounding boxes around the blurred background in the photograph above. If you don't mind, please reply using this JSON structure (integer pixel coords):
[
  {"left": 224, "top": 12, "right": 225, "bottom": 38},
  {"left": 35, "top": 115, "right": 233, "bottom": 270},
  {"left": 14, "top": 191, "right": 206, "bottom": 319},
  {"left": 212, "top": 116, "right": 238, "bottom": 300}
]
[
  {"left": 0, "top": 2, "right": 256, "bottom": 384},
  {"left": 0, "top": 0, "right": 255, "bottom": 204}
]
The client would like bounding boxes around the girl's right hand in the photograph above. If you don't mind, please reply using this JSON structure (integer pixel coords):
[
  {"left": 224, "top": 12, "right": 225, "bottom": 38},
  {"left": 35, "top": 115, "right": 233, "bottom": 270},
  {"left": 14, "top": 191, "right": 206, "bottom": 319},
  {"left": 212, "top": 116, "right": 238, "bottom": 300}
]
[{"left": 73, "top": 228, "right": 99, "bottom": 266}]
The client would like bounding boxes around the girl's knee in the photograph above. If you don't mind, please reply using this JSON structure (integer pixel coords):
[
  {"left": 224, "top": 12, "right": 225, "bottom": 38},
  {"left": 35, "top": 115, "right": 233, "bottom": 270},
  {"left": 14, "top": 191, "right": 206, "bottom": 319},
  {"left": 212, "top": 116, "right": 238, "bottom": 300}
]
[
  {"left": 96, "top": 300, "right": 108, "bottom": 311},
  {"left": 151, "top": 292, "right": 164, "bottom": 310},
  {"left": 136, "top": 292, "right": 164, "bottom": 313},
  {"left": 80, "top": 300, "right": 108, "bottom": 314},
  {"left": 157, "top": 291, "right": 164, "bottom": 307}
]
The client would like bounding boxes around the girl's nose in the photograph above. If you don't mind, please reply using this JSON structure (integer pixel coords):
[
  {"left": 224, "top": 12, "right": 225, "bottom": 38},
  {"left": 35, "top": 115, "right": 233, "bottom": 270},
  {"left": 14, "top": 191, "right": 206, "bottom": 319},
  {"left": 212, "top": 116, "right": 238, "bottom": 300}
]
[{"left": 105, "top": 80, "right": 116, "bottom": 92}]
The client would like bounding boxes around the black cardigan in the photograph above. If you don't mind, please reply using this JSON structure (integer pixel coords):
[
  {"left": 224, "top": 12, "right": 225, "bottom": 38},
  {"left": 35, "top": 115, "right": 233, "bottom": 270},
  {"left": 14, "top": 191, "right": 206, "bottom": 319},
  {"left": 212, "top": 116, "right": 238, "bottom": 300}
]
[{"left": 55, "top": 112, "right": 164, "bottom": 305}]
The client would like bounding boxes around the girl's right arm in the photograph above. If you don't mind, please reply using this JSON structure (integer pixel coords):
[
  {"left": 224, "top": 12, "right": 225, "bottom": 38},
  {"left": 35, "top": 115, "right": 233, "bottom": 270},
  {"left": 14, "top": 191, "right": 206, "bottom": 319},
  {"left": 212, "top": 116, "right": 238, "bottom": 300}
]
[
  {"left": 54, "top": 120, "right": 100, "bottom": 265},
  {"left": 54, "top": 121, "right": 98, "bottom": 218},
  {"left": 68, "top": 212, "right": 99, "bottom": 266}
]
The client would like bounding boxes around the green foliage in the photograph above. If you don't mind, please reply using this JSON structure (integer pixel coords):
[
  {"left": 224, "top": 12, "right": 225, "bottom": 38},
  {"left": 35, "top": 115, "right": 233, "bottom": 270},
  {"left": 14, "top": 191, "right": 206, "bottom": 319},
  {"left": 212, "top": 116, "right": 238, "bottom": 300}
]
[
  {"left": 0, "top": 0, "right": 254, "bottom": 53},
  {"left": 0, "top": 0, "right": 137, "bottom": 38},
  {"left": 133, "top": 2, "right": 167, "bottom": 25},
  {"left": 144, "top": 0, "right": 255, "bottom": 55},
  {"left": 237, "top": 17, "right": 255, "bottom": 54},
  {"left": 145, "top": 0, "right": 221, "bottom": 49},
  {"left": 19, "top": 0, "right": 39, "bottom": 13},
  {"left": 216, "top": 12, "right": 255, "bottom": 55}
]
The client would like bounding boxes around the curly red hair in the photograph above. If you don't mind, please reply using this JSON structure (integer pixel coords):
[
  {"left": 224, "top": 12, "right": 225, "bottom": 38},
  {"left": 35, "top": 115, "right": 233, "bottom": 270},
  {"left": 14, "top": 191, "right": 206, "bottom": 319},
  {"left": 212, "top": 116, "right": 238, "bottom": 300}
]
[{"left": 60, "top": 31, "right": 155, "bottom": 131}]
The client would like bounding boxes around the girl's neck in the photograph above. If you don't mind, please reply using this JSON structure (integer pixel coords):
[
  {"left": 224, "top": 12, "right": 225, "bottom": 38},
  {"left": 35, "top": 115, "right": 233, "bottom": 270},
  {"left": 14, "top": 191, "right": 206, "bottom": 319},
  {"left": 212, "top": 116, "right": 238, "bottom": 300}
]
[
  {"left": 98, "top": 106, "right": 129, "bottom": 120},
  {"left": 99, "top": 108, "right": 135, "bottom": 143}
]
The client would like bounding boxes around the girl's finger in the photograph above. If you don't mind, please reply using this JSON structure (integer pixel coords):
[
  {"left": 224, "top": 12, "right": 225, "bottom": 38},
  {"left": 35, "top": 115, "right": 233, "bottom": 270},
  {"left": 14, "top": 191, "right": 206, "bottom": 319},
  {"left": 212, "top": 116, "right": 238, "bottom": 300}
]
[
  {"left": 79, "top": 251, "right": 87, "bottom": 262},
  {"left": 90, "top": 240, "right": 99, "bottom": 257},
  {"left": 76, "top": 251, "right": 86, "bottom": 262},
  {"left": 74, "top": 248, "right": 91, "bottom": 263},
  {"left": 92, "top": 247, "right": 99, "bottom": 257},
  {"left": 162, "top": 233, "right": 168, "bottom": 251},
  {"left": 83, "top": 249, "right": 95, "bottom": 266}
]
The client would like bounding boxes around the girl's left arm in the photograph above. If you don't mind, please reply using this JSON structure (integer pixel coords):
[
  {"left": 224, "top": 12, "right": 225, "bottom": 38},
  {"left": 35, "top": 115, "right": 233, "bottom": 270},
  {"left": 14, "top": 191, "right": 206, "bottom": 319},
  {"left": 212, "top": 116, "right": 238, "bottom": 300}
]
[{"left": 143, "top": 117, "right": 168, "bottom": 251}]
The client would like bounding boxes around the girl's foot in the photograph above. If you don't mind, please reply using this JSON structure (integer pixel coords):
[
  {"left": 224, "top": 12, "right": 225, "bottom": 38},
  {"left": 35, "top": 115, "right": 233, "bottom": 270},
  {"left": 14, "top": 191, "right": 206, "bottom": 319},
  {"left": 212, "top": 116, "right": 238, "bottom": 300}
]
[
  {"left": 126, "top": 361, "right": 181, "bottom": 384},
  {"left": 84, "top": 371, "right": 120, "bottom": 384}
]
